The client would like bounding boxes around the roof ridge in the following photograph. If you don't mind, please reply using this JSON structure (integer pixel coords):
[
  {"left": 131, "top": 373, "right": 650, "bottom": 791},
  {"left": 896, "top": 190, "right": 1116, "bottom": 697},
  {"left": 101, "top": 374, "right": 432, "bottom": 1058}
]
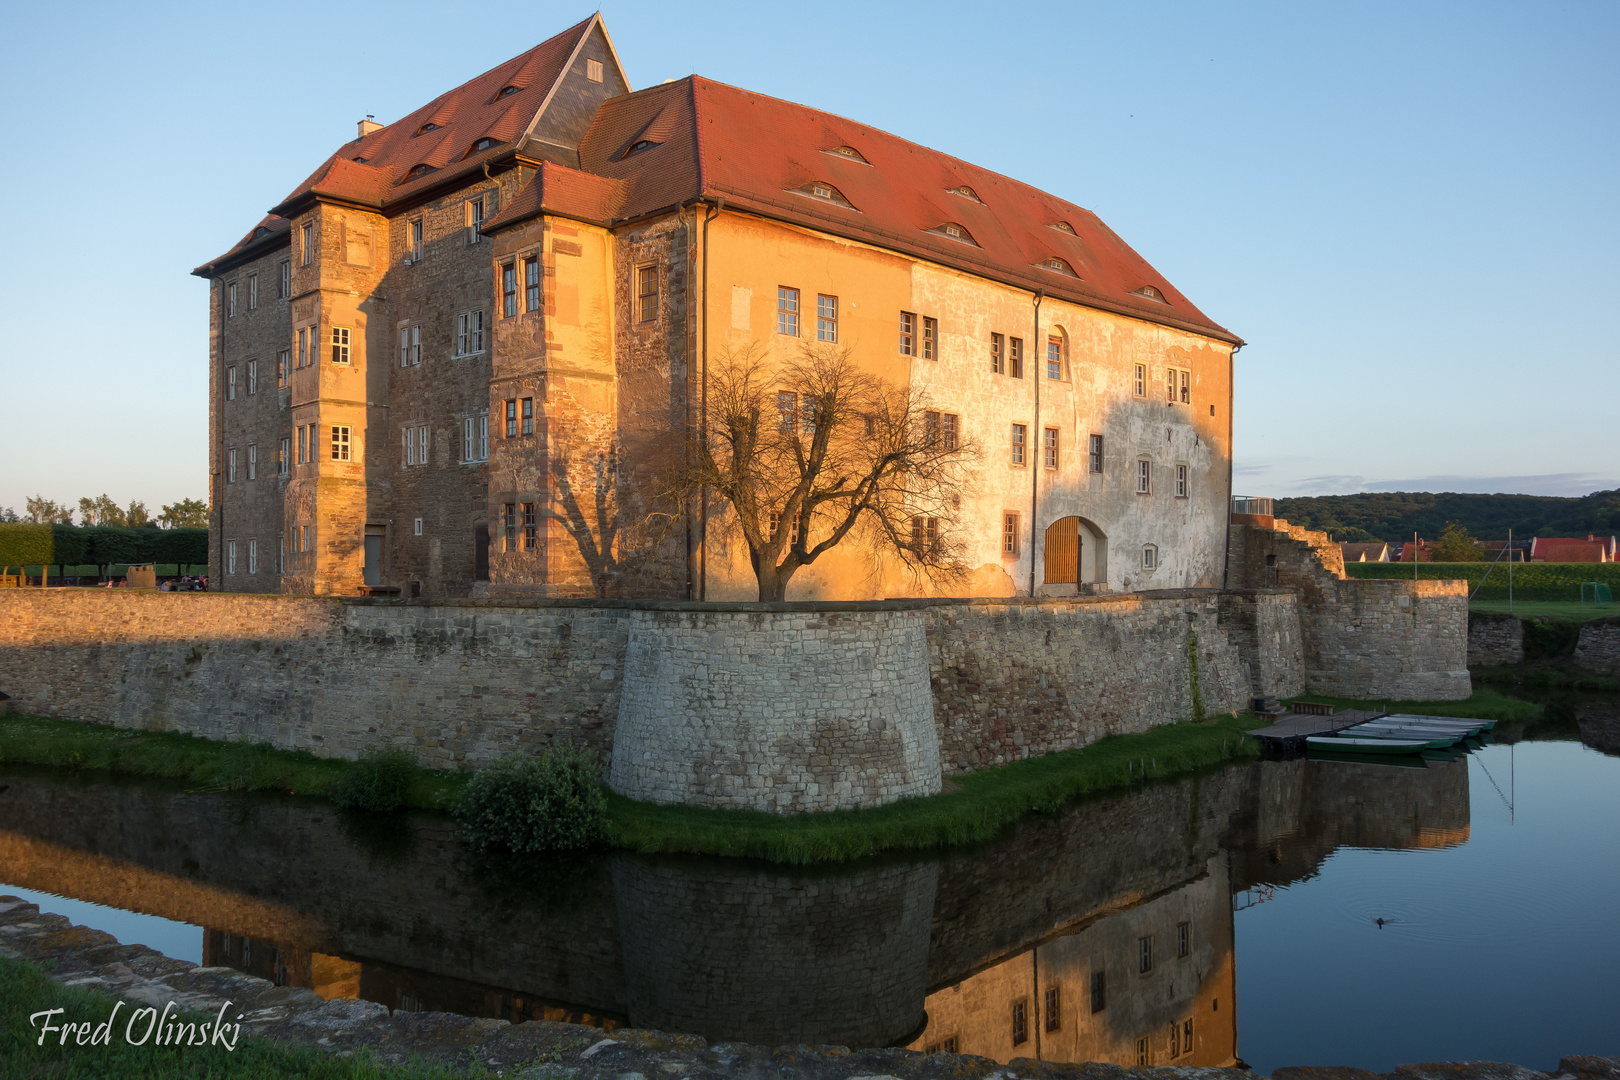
[{"left": 688, "top": 75, "right": 707, "bottom": 196}]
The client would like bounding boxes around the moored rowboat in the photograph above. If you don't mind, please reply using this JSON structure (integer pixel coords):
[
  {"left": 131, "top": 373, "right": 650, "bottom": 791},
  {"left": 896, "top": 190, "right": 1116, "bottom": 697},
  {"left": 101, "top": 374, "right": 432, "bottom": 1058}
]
[{"left": 1306, "top": 736, "right": 1431, "bottom": 755}]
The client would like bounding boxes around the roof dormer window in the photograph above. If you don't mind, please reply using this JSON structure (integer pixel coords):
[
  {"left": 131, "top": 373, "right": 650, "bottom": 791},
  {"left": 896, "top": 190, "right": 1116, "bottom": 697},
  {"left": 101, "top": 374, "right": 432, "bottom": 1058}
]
[
  {"left": 1051, "top": 221, "right": 1077, "bottom": 234},
  {"left": 470, "top": 137, "right": 497, "bottom": 154},
  {"left": 926, "top": 222, "right": 979, "bottom": 246},
  {"left": 824, "top": 145, "right": 870, "bottom": 164},
  {"left": 405, "top": 163, "right": 435, "bottom": 180},
  {"left": 791, "top": 180, "right": 857, "bottom": 210},
  {"left": 415, "top": 122, "right": 441, "bottom": 136},
  {"left": 353, "top": 156, "right": 367, "bottom": 163},
  {"left": 1039, "top": 257, "right": 1079, "bottom": 277},
  {"left": 623, "top": 139, "right": 658, "bottom": 158},
  {"left": 1132, "top": 285, "right": 1169, "bottom": 303},
  {"left": 499, "top": 85, "right": 520, "bottom": 97},
  {"left": 948, "top": 185, "right": 983, "bottom": 202}
]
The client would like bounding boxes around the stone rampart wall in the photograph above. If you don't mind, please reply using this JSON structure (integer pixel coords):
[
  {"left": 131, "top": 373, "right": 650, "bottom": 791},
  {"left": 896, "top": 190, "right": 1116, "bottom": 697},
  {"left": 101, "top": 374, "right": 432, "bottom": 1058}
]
[
  {"left": 1468, "top": 613, "right": 1526, "bottom": 667},
  {"left": 1215, "top": 590, "right": 1305, "bottom": 703},
  {"left": 1573, "top": 618, "right": 1620, "bottom": 676},
  {"left": 610, "top": 608, "right": 939, "bottom": 811}
]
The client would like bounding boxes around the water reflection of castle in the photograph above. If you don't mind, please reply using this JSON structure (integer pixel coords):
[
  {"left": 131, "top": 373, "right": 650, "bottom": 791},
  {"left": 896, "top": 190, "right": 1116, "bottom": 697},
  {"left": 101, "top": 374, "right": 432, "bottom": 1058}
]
[{"left": 0, "top": 756, "right": 1468, "bottom": 1065}]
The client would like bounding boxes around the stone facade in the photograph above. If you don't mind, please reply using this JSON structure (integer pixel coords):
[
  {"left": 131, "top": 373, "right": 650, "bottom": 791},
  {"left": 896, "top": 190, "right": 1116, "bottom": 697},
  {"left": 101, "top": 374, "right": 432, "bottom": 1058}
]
[
  {"left": 1226, "top": 522, "right": 1471, "bottom": 700},
  {"left": 1468, "top": 613, "right": 1526, "bottom": 667},
  {"left": 611, "top": 608, "right": 939, "bottom": 810},
  {"left": 1572, "top": 617, "right": 1620, "bottom": 675}
]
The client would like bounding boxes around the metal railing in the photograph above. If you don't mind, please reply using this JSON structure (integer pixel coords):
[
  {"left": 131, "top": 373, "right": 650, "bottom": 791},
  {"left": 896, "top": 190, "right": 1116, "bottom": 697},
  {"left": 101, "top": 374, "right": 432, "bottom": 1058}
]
[{"left": 1231, "top": 496, "right": 1274, "bottom": 517}]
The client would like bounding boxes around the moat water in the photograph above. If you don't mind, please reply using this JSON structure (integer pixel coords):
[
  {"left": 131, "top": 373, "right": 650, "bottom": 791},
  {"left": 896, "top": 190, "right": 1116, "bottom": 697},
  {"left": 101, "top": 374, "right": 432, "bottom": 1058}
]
[{"left": 3, "top": 695, "right": 1617, "bottom": 1073}]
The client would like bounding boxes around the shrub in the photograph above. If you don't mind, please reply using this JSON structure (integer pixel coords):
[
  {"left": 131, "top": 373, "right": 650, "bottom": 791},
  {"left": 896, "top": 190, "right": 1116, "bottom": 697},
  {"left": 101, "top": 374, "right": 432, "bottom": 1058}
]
[
  {"left": 331, "top": 747, "right": 418, "bottom": 812},
  {"left": 454, "top": 744, "right": 607, "bottom": 853}
]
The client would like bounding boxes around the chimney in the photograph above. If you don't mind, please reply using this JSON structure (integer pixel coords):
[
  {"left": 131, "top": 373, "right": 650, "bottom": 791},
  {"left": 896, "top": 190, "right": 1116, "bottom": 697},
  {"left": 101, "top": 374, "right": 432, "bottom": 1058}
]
[{"left": 358, "top": 115, "right": 382, "bottom": 139}]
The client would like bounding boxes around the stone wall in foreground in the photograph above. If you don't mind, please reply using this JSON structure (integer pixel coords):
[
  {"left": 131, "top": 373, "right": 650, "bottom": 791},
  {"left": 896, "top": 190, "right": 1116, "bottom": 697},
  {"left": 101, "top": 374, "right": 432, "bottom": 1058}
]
[
  {"left": 1469, "top": 612, "right": 1526, "bottom": 667},
  {"left": 1573, "top": 617, "right": 1620, "bottom": 675}
]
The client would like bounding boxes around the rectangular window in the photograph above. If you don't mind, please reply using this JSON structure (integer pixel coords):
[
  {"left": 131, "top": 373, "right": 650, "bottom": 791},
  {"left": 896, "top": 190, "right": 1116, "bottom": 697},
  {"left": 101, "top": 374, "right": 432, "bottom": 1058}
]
[
  {"left": 226, "top": 365, "right": 237, "bottom": 401},
  {"left": 1008, "top": 336, "right": 1023, "bottom": 378},
  {"left": 331, "top": 425, "right": 351, "bottom": 462},
  {"left": 300, "top": 525, "right": 310, "bottom": 553},
  {"left": 991, "top": 332, "right": 1004, "bottom": 374},
  {"left": 296, "top": 425, "right": 306, "bottom": 465},
  {"left": 816, "top": 294, "right": 837, "bottom": 342},
  {"left": 414, "top": 518, "right": 423, "bottom": 536},
  {"left": 637, "top": 265, "right": 658, "bottom": 323},
  {"left": 399, "top": 327, "right": 409, "bottom": 366},
  {"left": 1138, "top": 935, "right": 1154, "bottom": 974},
  {"left": 301, "top": 222, "right": 314, "bottom": 266},
  {"left": 1089, "top": 434, "right": 1104, "bottom": 473},
  {"left": 247, "top": 274, "right": 258, "bottom": 311},
  {"left": 466, "top": 196, "right": 484, "bottom": 244},
  {"left": 910, "top": 516, "right": 939, "bottom": 550},
  {"left": 1137, "top": 1037, "right": 1150, "bottom": 1067},
  {"left": 521, "top": 397, "right": 534, "bottom": 436},
  {"left": 297, "top": 327, "right": 307, "bottom": 367},
  {"left": 404, "top": 427, "right": 415, "bottom": 467},
  {"left": 1044, "top": 427, "right": 1059, "bottom": 469},
  {"left": 777, "top": 391, "right": 798, "bottom": 432},
  {"left": 586, "top": 57, "right": 604, "bottom": 82},
  {"left": 330, "top": 326, "right": 350, "bottom": 364},
  {"left": 1011, "top": 1000, "right": 1028, "bottom": 1046},
  {"left": 226, "top": 539, "right": 237, "bottom": 575},
  {"left": 248, "top": 538, "right": 258, "bottom": 575},
  {"left": 924, "top": 410, "right": 940, "bottom": 447},
  {"left": 503, "top": 503, "right": 517, "bottom": 551},
  {"left": 922, "top": 316, "right": 937, "bottom": 360},
  {"left": 1170, "top": 1020, "right": 1181, "bottom": 1059},
  {"left": 463, "top": 419, "right": 474, "bottom": 461},
  {"left": 502, "top": 263, "right": 517, "bottom": 317},
  {"left": 247, "top": 359, "right": 258, "bottom": 396},
  {"left": 776, "top": 287, "right": 799, "bottom": 335},
  {"left": 277, "top": 349, "right": 290, "bottom": 387},
  {"left": 408, "top": 218, "right": 423, "bottom": 262},
  {"left": 278, "top": 533, "right": 284, "bottom": 574},
  {"left": 1003, "top": 512, "right": 1020, "bottom": 555},
  {"left": 247, "top": 444, "right": 257, "bottom": 480},
  {"left": 479, "top": 413, "right": 489, "bottom": 460},
  {"left": 456, "top": 311, "right": 484, "bottom": 354},
  {"left": 505, "top": 399, "right": 518, "bottom": 438},
  {"left": 941, "top": 413, "right": 959, "bottom": 451},
  {"left": 1138, "top": 459, "right": 1152, "bottom": 494},
  {"left": 899, "top": 312, "right": 915, "bottom": 356},
  {"left": 279, "top": 437, "right": 290, "bottom": 475},
  {"left": 1091, "top": 971, "right": 1107, "bottom": 1014},
  {"left": 227, "top": 447, "right": 237, "bottom": 483},
  {"left": 1047, "top": 336, "right": 1062, "bottom": 380},
  {"left": 1179, "top": 368, "right": 1191, "bottom": 404},
  {"left": 1045, "top": 986, "right": 1061, "bottom": 1032},
  {"left": 1011, "top": 423, "right": 1027, "bottom": 466},
  {"left": 226, "top": 282, "right": 237, "bottom": 318},
  {"left": 522, "top": 502, "right": 537, "bottom": 552},
  {"left": 1183, "top": 1019, "right": 1193, "bottom": 1056},
  {"left": 525, "top": 257, "right": 541, "bottom": 311},
  {"left": 279, "top": 260, "right": 291, "bottom": 299},
  {"left": 1134, "top": 362, "right": 1147, "bottom": 397},
  {"left": 1176, "top": 464, "right": 1189, "bottom": 498},
  {"left": 1177, "top": 922, "right": 1191, "bottom": 957}
]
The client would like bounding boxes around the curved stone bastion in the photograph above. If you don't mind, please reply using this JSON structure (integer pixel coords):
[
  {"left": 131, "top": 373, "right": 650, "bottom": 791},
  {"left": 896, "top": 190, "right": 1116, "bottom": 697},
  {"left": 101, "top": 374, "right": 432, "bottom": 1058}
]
[{"left": 609, "top": 607, "right": 941, "bottom": 812}]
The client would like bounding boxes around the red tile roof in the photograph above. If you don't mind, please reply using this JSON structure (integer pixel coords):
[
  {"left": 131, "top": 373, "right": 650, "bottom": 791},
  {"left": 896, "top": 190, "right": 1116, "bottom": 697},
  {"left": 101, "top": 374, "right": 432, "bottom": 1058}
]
[
  {"left": 490, "top": 77, "right": 1239, "bottom": 344},
  {"left": 192, "top": 214, "right": 290, "bottom": 277},
  {"left": 272, "top": 15, "right": 599, "bottom": 216}
]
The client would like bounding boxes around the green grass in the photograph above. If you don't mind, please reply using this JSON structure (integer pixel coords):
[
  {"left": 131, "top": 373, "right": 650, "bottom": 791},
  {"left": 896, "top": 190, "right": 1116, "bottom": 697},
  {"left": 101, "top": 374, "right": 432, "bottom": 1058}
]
[
  {"left": 0, "top": 712, "right": 1266, "bottom": 865},
  {"left": 1285, "top": 686, "right": 1544, "bottom": 724},
  {"left": 0, "top": 954, "right": 482, "bottom": 1080},
  {"left": 0, "top": 716, "right": 465, "bottom": 811},
  {"left": 1346, "top": 560, "right": 1620, "bottom": 601},
  {"left": 1470, "top": 600, "right": 1616, "bottom": 622},
  {"left": 602, "top": 712, "right": 1266, "bottom": 863}
]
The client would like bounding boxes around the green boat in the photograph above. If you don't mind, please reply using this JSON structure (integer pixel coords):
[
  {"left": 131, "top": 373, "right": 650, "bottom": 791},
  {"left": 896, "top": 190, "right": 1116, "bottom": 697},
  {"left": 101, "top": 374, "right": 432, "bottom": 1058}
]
[
  {"left": 1388, "top": 713, "right": 1495, "bottom": 732},
  {"left": 1306, "top": 736, "right": 1431, "bottom": 755},
  {"left": 1340, "top": 728, "right": 1464, "bottom": 748}
]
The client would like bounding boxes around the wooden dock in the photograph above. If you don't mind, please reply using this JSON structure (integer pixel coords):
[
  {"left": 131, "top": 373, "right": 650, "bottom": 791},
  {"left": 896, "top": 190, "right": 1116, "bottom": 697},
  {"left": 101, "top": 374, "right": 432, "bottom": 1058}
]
[{"left": 1249, "top": 708, "right": 1385, "bottom": 752}]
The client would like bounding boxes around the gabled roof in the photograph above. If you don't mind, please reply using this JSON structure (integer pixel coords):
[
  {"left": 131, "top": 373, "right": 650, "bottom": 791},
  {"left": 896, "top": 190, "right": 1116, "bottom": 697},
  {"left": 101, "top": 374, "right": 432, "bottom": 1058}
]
[
  {"left": 192, "top": 215, "right": 290, "bottom": 277},
  {"left": 489, "top": 76, "right": 1239, "bottom": 345},
  {"left": 271, "top": 15, "right": 609, "bottom": 217}
]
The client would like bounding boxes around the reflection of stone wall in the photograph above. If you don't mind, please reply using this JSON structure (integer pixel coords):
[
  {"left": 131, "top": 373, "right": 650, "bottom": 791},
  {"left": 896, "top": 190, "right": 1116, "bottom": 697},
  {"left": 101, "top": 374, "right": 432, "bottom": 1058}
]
[
  {"left": 613, "top": 858, "right": 937, "bottom": 1046},
  {"left": 611, "top": 608, "right": 939, "bottom": 811}
]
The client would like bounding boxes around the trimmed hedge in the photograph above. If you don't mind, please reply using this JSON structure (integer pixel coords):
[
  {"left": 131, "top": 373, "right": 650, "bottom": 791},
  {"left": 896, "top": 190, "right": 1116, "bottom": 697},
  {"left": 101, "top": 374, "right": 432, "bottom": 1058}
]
[
  {"left": 1346, "top": 560, "right": 1620, "bottom": 601},
  {"left": 0, "top": 522, "right": 207, "bottom": 572}
]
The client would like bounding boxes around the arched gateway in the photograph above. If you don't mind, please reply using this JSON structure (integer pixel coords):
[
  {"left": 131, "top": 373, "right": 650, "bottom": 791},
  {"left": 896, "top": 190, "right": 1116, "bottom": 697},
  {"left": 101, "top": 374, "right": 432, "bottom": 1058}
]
[{"left": 1043, "top": 516, "right": 1107, "bottom": 587}]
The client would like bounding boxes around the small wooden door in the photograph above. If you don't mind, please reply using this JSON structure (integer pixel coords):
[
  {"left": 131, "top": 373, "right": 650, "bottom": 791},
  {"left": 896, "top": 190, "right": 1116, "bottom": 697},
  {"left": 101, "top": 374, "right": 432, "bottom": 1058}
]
[{"left": 1044, "top": 517, "right": 1082, "bottom": 584}]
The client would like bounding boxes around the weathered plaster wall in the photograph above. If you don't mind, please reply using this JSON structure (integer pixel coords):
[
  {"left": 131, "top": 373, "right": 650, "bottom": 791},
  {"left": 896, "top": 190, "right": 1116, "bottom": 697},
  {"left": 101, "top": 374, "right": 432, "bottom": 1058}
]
[
  {"left": 1468, "top": 613, "right": 1526, "bottom": 667},
  {"left": 1573, "top": 618, "right": 1620, "bottom": 675},
  {"left": 611, "top": 608, "right": 940, "bottom": 810}
]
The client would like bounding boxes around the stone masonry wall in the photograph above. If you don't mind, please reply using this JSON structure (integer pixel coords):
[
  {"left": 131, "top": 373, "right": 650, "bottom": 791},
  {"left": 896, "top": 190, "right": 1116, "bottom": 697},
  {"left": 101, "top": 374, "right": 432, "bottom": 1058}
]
[
  {"left": 923, "top": 592, "right": 1251, "bottom": 772},
  {"left": 610, "top": 608, "right": 941, "bottom": 811},
  {"left": 1215, "top": 589, "right": 1305, "bottom": 702},
  {"left": 1573, "top": 617, "right": 1620, "bottom": 675},
  {"left": 1468, "top": 612, "right": 1526, "bottom": 667}
]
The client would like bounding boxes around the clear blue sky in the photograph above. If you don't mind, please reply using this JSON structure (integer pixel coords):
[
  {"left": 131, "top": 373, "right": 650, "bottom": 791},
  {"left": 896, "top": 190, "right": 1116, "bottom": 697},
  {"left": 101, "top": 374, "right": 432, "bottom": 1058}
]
[{"left": 2, "top": 1, "right": 1615, "bottom": 517}]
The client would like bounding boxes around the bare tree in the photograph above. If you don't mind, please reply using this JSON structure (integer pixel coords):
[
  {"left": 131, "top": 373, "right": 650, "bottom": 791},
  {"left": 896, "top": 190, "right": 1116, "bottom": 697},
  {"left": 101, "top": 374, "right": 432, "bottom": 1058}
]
[{"left": 662, "top": 341, "right": 973, "bottom": 602}]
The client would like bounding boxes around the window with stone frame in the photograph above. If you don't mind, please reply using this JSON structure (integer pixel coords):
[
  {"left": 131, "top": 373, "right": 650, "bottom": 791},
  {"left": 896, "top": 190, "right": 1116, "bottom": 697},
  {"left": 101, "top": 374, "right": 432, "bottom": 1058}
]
[
  {"left": 1044, "top": 427, "right": 1059, "bottom": 469},
  {"left": 301, "top": 222, "right": 314, "bottom": 266},
  {"left": 525, "top": 257, "right": 541, "bottom": 311},
  {"left": 522, "top": 397, "right": 534, "bottom": 435},
  {"left": 777, "top": 287, "right": 800, "bottom": 336},
  {"left": 226, "top": 365, "right": 237, "bottom": 401},
  {"left": 502, "top": 263, "right": 517, "bottom": 317},
  {"left": 1176, "top": 464, "right": 1189, "bottom": 498},
  {"left": 330, "top": 326, "right": 351, "bottom": 365},
  {"left": 1089, "top": 434, "right": 1104, "bottom": 473},
  {"left": 247, "top": 444, "right": 257, "bottom": 481},
  {"left": 407, "top": 219, "right": 423, "bottom": 262},
  {"left": 247, "top": 359, "right": 258, "bottom": 396},
  {"left": 637, "top": 265, "right": 659, "bottom": 323},
  {"left": 279, "top": 260, "right": 291, "bottom": 299},
  {"left": 456, "top": 311, "right": 484, "bottom": 354},
  {"left": 1011, "top": 423, "right": 1027, "bottom": 466},
  {"left": 922, "top": 316, "right": 937, "bottom": 360},
  {"left": 399, "top": 325, "right": 421, "bottom": 367},
  {"left": 523, "top": 502, "right": 537, "bottom": 551},
  {"left": 279, "top": 437, "right": 290, "bottom": 476},
  {"left": 505, "top": 399, "right": 518, "bottom": 438},
  {"left": 278, "top": 349, "right": 290, "bottom": 387},
  {"left": 1011, "top": 1000, "right": 1028, "bottom": 1046},
  {"left": 991, "top": 332, "right": 1004, "bottom": 374},
  {"left": 899, "top": 311, "right": 916, "bottom": 356},
  {"left": 1003, "top": 512, "right": 1020, "bottom": 555},
  {"left": 227, "top": 539, "right": 237, "bottom": 575},
  {"left": 502, "top": 503, "right": 518, "bottom": 551},
  {"left": 910, "top": 516, "right": 939, "bottom": 551},
  {"left": 1045, "top": 986, "right": 1061, "bottom": 1032},
  {"left": 226, "top": 282, "right": 237, "bottom": 318},
  {"left": 331, "top": 425, "right": 351, "bottom": 462},
  {"left": 248, "top": 538, "right": 258, "bottom": 575},
  {"left": 248, "top": 274, "right": 258, "bottom": 311},
  {"left": 1133, "top": 363, "right": 1147, "bottom": 397},
  {"left": 465, "top": 195, "right": 485, "bottom": 244},
  {"left": 227, "top": 448, "right": 237, "bottom": 483},
  {"left": 1137, "top": 458, "right": 1152, "bottom": 494},
  {"left": 1008, "top": 336, "right": 1024, "bottom": 378},
  {"left": 817, "top": 294, "right": 837, "bottom": 342}
]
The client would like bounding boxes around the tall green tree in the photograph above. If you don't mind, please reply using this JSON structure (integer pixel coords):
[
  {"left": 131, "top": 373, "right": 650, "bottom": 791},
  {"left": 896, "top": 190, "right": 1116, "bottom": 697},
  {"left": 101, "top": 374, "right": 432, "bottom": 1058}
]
[
  {"left": 25, "top": 496, "right": 74, "bottom": 524},
  {"left": 1431, "top": 521, "right": 1486, "bottom": 562},
  {"left": 159, "top": 498, "right": 209, "bottom": 529}
]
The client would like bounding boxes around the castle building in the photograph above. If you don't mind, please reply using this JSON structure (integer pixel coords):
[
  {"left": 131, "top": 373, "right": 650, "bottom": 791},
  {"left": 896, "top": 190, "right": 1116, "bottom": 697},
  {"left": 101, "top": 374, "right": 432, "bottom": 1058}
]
[{"left": 194, "top": 13, "right": 1242, "bottom": 601}]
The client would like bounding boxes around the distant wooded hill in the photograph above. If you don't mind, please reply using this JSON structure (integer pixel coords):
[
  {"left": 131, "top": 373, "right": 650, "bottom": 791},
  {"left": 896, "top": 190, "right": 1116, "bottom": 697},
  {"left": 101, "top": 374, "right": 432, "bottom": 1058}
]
[{"left": 1273, "top": 490, "right": 1620, "bottom": 544}]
